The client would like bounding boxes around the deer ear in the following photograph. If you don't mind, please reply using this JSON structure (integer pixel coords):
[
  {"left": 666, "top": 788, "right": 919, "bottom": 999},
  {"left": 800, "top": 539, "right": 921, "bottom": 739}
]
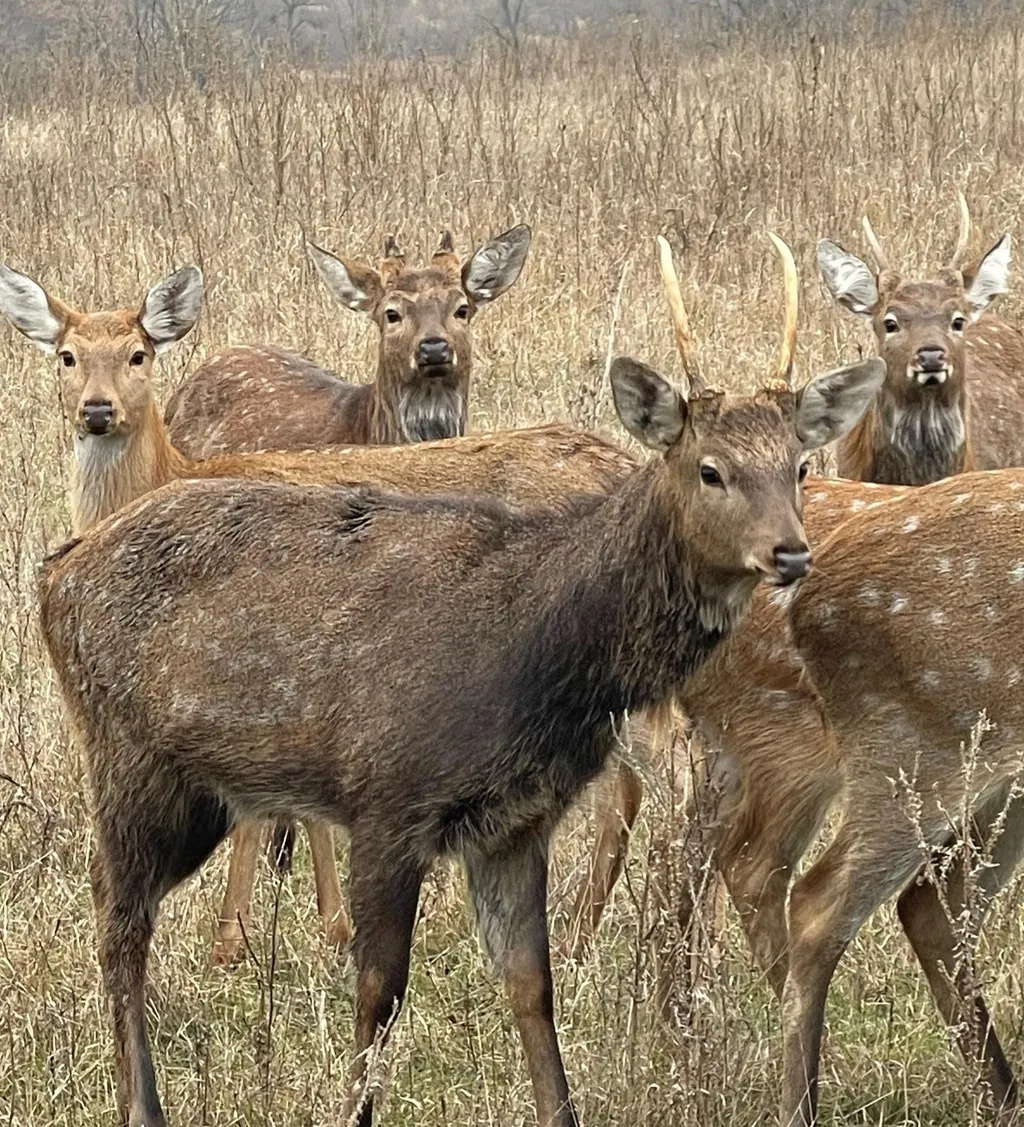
[
  {"left": 462, "top": 224, "right": 531, "bottom": 306},
  {"left": 795, "top": 357, "right": 885, "bottom": 451},
  {"left": 963, "top": 234, "right": 1011, "bottom": 320},
  {"left": 140, "top": 266, "right": 203, "bottom": 354},
  {"left": 817, "top": 240, "right": 879, "bottom": 318},
  {"left": 610, "top": 356, "right": 687, "bottom": 452},
  {"left": 0, "top": 263, "right": 69, "bottom": 353},
  {"left": 306, "top": 241, "right": 384, "bottom": 313}
]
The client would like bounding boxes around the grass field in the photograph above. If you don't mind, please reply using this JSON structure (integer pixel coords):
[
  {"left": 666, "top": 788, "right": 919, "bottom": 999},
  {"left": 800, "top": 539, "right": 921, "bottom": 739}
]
[{"left": 4, "top": 5, "right": 1024, "bottom": 1124}]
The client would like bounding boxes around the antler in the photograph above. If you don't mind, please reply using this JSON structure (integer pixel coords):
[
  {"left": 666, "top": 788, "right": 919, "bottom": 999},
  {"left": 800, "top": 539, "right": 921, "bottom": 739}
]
[
  {"left": 381, "top": 234, "right": 405, "bottom": 282},
  {"left": 860, "top": 214, "right": 890, "bottom": 273},
  {"left": 949, "top": 189, "right": 972, "bottom": 270},
  {"left": 656, "top": 235, "right": 705, "bottom": 396},
  {"left": 432, "top": 230, "right": 462, "bottom": 281},
  {"left": 768, "top": 232, "right": 798, "bottom": 389}
]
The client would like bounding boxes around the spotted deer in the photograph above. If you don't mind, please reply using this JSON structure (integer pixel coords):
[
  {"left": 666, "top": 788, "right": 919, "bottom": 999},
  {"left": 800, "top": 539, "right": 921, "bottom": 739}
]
[
  {"left": 164, "top": 226, "right": 531, "bottom": 457},
  {"left": 817, "top": 193, "right": 1024, "bottom": 484},
  {"left": 776, "top": 470, "right": 1024, "bottom": 1125},
  {"left": 36, "top": 243, "right": 881, "bottom": 1127},
  {"left": 0, "top": 256, "right": 637, "bottom": 968}
]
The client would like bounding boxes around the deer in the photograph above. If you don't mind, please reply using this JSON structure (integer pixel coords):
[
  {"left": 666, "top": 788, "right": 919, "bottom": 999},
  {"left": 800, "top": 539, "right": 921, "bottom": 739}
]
[
  {"left": 164, "top": 226, "right": 531, "bottom": 458},
  {"left": 0, "top": 255, "right": 635, "bottom": 968},
  {"left": 36, "top": 238, "right": 882, "bottom": 1127},
  {"left": 572, "top": 204, "right": 1024, "bottom": 976},
  {"left": 817, "top": 192, "right": 1024, "bottom": 484},
  {"left": 772, "top": 469, "right": 1024, "bottom": 1125}
]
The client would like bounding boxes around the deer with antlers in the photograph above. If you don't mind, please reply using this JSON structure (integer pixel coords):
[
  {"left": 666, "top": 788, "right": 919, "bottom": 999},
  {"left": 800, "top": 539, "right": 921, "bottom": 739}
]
[
  {"left": 36, "top": 234, "right": 881, "bottom": 1127},
  {"left": 165, "top": 227, "right": 531, "bottom": 457},
  {"left": 818, "top": 193, "right": 1024, "bottom": 484}
]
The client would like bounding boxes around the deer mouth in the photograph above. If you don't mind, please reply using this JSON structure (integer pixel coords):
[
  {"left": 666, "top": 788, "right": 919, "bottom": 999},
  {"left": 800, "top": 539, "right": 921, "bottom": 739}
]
[
  {"left": 416, "top": 360, "right": 457, "bottom": 380},
  {"left": 907, "top": 364, "right": 951, "bottom": 387}
]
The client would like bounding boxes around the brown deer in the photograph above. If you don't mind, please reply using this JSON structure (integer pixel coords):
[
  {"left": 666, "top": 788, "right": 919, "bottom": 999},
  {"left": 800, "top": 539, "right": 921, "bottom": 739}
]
[
  {"left": 776, "top": 469, "right": 1024, "bottom": 1125},
  {"left": 36, "top": 251, "right": 882, "bottom": 1127},
  {"left": 164, "top": 226, "right": 531, "bottom": 458},
  {"left": 0, "top": 257, "right": 633, "bottom": 967},
  {"left": 817, "top": 193, "right": 1024, "bottom": 484}
]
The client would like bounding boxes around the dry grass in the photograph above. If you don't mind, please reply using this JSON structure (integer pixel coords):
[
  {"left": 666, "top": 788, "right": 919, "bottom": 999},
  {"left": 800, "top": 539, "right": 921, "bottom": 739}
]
[{"left": 4, "top": 6, "right": 1024, "bottom": 1125}]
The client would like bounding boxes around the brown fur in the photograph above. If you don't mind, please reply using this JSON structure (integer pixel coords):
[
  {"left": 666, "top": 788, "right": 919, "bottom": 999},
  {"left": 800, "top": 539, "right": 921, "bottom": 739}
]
[
  {"left": 165, "top": 227, "right": 531, "bottom": 456},
  {"left": 777, "top": 470, "right": 1024, "bottom": 1124},
  {"left": 36, "top": 352, "right": 879, "bottom": 1127},
  {"left": 818, "top": 228, "right": 1024, "bottom": 484}
]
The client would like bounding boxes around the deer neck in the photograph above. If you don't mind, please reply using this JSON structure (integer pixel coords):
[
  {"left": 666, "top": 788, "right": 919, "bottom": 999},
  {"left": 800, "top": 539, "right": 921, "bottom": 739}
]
[
  {"left": 369, "top": 360, "right": 469, "bottom": 445},
  {"left": 70, "top": 399, "right": 193, "bottom": 535},
  {"left": 510, "top": 462, "right": 750, "bottom": 745},
  {"left": 861, "top": 385, "right": 968, "bottom": 485}
]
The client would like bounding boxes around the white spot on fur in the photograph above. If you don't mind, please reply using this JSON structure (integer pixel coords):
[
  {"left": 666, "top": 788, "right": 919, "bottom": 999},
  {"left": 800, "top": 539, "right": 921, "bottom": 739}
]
[
  {"left": 928, "top": 609, "right": 947, "bottom": 626},
  {"left": 901, "top": 516, "right": 919, "bottom": 533},
  {"left": 920, "top": 670, "right": 941, "bottom": 690},
  {"left": 890, "top": 595, "right": 909, "bottom": 613},
  {"left": 1009, "top": 668, "right": 1021, "bottom": 687},
  {"left": 859, "top": 583, "right": 882, "bottom": 606},
  {"left": 963, "top": 558, "right": 980, "bottom": 579},
  {"left": 850, "top": 499, "right": 867, "bottom": 512},
  {"left": 952, "top": 493, "right": 971, "bottom": 505},
  {"left": 969, "top": 656, "right": 993, "bottom": 682},
  {"left": 1011, "top": 562, "right": 1024, "bottom": 584},
  {"left": 936, "top": 557, "right": 952, "bottom": 573},
  {"left": 811, "top": 490, "right": 828, "bottom": 503}
]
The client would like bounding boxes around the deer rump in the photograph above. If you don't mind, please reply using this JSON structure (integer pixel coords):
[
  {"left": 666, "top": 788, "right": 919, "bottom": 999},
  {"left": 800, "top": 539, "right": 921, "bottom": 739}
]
[{"left": 40, "top": 475, "right": 718, "bottom": 870}]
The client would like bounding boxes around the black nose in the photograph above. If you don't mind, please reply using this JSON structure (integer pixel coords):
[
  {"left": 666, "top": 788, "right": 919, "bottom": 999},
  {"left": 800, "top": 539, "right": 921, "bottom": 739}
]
[
  {"left": 81, "top": 401, "right": 114, "bottom": 434},
  {"left": 417, "top": 337, "right": 453, "bottom": 369},
  {"left": 915, "top": 347, "right": 947, "bottom": 373},
  {"left": 773, "top": 545, "right": 812, "bottom": 585}
]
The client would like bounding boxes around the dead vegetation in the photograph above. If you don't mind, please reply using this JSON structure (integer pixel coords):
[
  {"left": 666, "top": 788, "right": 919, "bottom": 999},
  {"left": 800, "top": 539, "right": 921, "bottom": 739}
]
[{"left": 4, "top": 4, "right": 1024, "bottom": 1125}]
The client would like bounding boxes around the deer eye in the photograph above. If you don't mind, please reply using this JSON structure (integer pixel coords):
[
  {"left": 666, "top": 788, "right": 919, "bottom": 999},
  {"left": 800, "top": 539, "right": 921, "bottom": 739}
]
[
  {"left": 129, "top": 350, "right": 146, "bottom": 367},
  {"left": 699, "top": 463, "right": 724, "bottom": 487},
  {"left": 798, "top": 461, "right": 810, "bottom": 483},
  {"left": 883, "top": 316, "right": 900, "bottom": 334},
  {"left": 951, "top": 314, "right": 967, "bottom": 332},
  {"left": 59, "top": 351, "right": 75, "bottom": 368},
  {"left": 385, "top": 308, "right": 402, "bottom": 325},
  {"left": 454, "top": 303, "right": 470, "bottom": 321}
]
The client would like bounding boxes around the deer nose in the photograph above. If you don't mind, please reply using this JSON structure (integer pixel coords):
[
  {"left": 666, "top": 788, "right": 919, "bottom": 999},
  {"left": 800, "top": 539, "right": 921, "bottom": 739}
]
[
  {"left": 417, "top": 337, "right": 453, "bottom": 370},
  {"left": 81, "top": 401, "right": 114, "bottom": 435},
  {"left": 773, "top": 545, "right": 812, "bottom": 586},
  {"left": 914, "top": 347, "right": 947, "bottom": 374}
]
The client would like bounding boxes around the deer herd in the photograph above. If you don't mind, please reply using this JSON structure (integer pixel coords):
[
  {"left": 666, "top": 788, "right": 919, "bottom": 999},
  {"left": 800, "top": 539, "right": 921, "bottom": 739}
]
[{"left": 3, "top": 194, "right": 1024, "bottom": 1127}]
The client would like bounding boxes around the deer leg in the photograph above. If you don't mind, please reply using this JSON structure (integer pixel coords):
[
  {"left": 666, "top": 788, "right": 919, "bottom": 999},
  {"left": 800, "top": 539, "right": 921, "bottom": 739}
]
[
  {"left": 897, "top": 786, "right": 1024, "bottom": 1111},
  {"left": 304, "top": 820, "right": 351, "bottom": 947},
  {"left": 781, "top": 813, "right": 928, "bottom": 1127},
  {"left": 94, "top": 783, "right": 229, "bottom": 1127},
  {"left": 466, "top": 830, "right": 579, "bottom": 1127},
  {"left": 568, "top": 759, "right": 643, "bottom": 959},
  {"left": 212, "top": 819, "right": 264, "bottom": 967},
  {"left": 341, "top": 840, "right": 423, "bottom": 1127}
]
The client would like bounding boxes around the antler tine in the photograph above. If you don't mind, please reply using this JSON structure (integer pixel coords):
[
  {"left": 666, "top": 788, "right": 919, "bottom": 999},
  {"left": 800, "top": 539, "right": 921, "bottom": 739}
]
[
  {"left": 432, "top": 229, "right": 462, "bottom": 281},
  {"left": 949, "top": 189, "right": 972, "bottom": 270},
  {"left": 768, "top": 232, "right": 799, "bottom": 389},
  {"left": 380, "top": 233, "right": 405, "bottom": 283},
  {"left": 382, "top": 233, "right": 404, "bottom": 261},
  {"left": 434, "top": 230, "right": 455, "bottom": 256},
  {"left": 861, "top": 214, "right": 890, "bottom": 273},
  {"left": 655, "top": 235, "right": 705, "bottom": 397}
]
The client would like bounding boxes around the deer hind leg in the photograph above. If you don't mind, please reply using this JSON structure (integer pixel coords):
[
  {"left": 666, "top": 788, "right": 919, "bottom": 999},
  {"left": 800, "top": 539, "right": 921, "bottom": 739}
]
[
  {"left": 780, "top": 804, "right": 931, "bottom": 1127},
  {"left": 897, "top": 783, "right": 1024, "bottom": 1112},
  {"left": 466, "top": 830, "right": 579, "bottom": 1127},
  {"left": 93, "top": 778, "right": 230, "bottom": 1127},
  {"left": 341, "top": 837, "right": 424, "bottom": 1127},
  {"left": 304, "top": 820, "right": 351, "bottom": 947},
  {"left": 212, "top": 820, "right": 265, "bottom": 966},
  {"left": 568, "top": 758, "right": 644, "bottom": 959}
]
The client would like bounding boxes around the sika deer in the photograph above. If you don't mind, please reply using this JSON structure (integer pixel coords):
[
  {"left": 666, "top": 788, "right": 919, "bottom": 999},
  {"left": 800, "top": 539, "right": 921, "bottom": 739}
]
[
  {"left": 37, "top": 264, "right": 881, "bottom": 1126},
  {"left": 165, "top": 227, "right": 531, "bottom": 457},
  {"left": 779, "top": 470, "right": 1024, "bottom": 1125},
  {"left": 0, "top": 258, "right": 633, "bottom": 966},
  {"left": 818, "top": 193, "right": 1024, "bottom": 484}
]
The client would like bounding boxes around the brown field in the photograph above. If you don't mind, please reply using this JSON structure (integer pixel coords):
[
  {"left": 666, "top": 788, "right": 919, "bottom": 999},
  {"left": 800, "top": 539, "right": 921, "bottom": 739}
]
[{"left": 4, "top": 5, "right": 1024, "bottom": 1125}]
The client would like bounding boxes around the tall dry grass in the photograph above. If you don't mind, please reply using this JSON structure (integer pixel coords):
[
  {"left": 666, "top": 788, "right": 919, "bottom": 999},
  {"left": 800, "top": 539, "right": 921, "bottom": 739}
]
[{"left": 3, "top": 6, "right": 1024, "bottom": 1125}]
